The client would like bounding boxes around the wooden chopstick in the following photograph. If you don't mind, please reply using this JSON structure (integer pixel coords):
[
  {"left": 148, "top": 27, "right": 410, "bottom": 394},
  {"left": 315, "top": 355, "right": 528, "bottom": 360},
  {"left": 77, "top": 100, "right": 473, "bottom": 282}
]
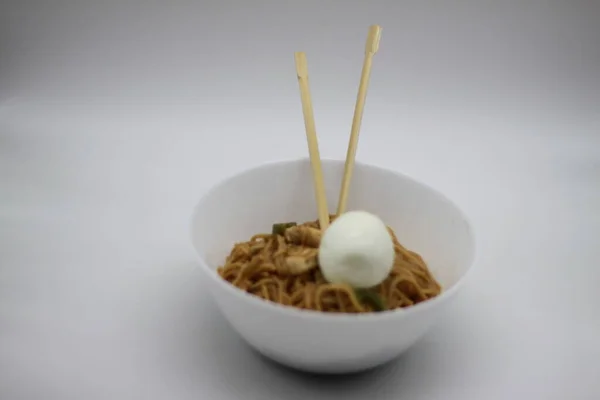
[
  {"left": 295, "top": 52, "right": 330, "bottom": 230},
  {"left": 336, "top": 25, "right": 382, "bottom": 215}
]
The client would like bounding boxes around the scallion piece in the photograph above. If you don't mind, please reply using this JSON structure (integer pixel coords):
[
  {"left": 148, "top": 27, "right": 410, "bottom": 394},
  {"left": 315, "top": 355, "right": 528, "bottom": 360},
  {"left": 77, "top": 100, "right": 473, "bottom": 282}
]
[
  {"left": 354, "top": 288, "right": 387, "bottom": 312},
  {"left": 271, "top": 222, "right": 297, "bottom": 236}
]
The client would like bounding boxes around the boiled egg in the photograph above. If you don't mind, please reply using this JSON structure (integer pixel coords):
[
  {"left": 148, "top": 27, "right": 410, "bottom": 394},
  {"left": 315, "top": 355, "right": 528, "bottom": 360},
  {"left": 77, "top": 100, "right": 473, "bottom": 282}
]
[{"left": 318, "top": 210, "right": 395, "bottom": 288}]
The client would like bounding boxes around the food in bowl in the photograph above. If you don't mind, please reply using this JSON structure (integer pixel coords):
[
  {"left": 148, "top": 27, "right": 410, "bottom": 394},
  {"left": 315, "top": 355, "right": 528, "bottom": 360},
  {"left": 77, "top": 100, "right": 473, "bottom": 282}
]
[{"left": 218, "top": 211, "right": 441, "bottom": 313}]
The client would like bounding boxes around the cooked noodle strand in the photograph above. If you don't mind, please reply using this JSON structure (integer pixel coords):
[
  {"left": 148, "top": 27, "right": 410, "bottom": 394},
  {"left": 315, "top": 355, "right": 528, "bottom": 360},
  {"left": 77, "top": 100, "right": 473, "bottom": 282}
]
[{"left": 217, "top": 217, "right": 441, "bottom": 313}]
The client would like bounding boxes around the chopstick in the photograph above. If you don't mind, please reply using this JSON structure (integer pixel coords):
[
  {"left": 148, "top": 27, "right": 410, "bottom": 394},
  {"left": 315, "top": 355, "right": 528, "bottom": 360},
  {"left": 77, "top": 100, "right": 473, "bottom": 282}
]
[
  {"left": 336, "top": 25, "right": 382, "bottom": 215},
  {"left": 294, "top": 52, "right": 330, "bottom": 230}
]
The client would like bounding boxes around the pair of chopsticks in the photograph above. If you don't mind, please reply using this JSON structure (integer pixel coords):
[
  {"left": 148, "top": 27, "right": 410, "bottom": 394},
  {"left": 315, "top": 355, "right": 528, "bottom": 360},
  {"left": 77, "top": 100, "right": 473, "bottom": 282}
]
[{"left": 295, "top": 25, "right": 382, "bottom": 231}]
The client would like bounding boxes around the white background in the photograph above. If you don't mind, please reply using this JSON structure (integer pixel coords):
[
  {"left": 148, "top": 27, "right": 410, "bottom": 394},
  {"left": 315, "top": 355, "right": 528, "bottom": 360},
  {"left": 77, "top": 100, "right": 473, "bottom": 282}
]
[{"left": 1, "top": 1, "right": 599, "bottom": 399}]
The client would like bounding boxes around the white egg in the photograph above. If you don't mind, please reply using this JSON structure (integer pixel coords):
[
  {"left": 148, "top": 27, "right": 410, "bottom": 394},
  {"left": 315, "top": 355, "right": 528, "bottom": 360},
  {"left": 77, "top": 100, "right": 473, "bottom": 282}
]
[{"left": 318, "top": 210, "right": 395, "bottom": 288}]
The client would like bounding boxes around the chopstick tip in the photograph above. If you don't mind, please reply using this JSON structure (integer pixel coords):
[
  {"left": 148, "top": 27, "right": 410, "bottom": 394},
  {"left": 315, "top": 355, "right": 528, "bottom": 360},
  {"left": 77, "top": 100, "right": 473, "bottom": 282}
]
[
  {"left": 294, "top": 52, "right": 308, "bottom": 78},
  {"left": 366, "top": 25, "right": 382, "bottom": 54}
]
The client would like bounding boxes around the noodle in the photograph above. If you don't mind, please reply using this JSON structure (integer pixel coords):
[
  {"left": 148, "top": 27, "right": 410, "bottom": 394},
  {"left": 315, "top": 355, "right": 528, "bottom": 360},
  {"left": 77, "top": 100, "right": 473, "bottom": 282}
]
[{"left": 217, "top": 216, "right": 441, "bottom": 313}]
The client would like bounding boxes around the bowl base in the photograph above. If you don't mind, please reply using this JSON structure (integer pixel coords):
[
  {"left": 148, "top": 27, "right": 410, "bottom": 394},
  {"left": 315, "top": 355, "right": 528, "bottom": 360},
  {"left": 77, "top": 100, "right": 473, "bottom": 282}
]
[{"left": 250, "top": 344, "right": 402, "bottom": 374}]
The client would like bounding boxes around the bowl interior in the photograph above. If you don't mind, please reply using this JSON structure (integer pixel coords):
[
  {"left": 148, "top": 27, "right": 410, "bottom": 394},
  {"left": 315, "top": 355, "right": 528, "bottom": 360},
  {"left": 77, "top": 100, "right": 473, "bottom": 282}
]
[{"left": 191, "top": 158, "right": 474, "bottom": 290}]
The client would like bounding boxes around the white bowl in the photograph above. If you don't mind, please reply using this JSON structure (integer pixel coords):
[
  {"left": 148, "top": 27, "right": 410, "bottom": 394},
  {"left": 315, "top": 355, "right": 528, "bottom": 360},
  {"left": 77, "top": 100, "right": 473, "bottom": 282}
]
[{"left": 190, "top": 158, "right": 475, "bottom": 374}]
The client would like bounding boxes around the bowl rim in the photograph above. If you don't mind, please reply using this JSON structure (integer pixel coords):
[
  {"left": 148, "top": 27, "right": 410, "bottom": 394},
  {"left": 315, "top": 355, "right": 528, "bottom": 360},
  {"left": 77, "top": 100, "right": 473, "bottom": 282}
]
[{"left": 190, "top": 157, "right": 477, "bottom": 322}]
